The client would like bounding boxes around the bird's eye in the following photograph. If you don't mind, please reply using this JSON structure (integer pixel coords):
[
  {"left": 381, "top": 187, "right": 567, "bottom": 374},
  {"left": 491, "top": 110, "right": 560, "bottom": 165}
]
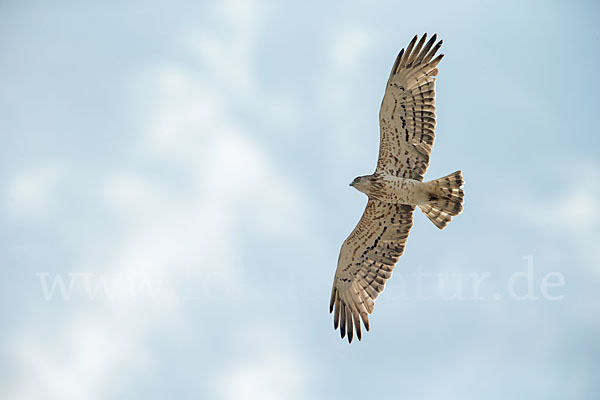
[{"left": 355, "top": 177, "right": 361, "bottom": 182}]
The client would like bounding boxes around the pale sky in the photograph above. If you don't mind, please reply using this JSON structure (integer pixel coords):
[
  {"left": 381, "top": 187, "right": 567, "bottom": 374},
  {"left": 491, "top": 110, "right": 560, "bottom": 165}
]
[{"left": 1, "top": 1, "right": 599, "bottom": 399}]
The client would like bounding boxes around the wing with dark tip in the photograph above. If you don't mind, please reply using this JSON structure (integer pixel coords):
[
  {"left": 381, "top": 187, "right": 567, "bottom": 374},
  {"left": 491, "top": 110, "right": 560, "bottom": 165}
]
[
  {"left": 378, "top": 33, "right": 444, "bottom": 181},
  {"left": 330, "top": 200, "right": 415, "bottom": 343}
]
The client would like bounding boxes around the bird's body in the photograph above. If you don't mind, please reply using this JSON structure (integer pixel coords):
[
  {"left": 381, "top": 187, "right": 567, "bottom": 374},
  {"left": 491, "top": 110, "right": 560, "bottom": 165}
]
[
  {"left": 330, "top": 33, "right": 465, "bottom": 343},
  {"left": 352, "top": 174, "right": 431, "bottom": 205}
]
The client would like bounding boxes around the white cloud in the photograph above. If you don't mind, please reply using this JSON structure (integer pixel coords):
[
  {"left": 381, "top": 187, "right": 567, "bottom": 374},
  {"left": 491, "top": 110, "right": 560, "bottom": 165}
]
[
  {"left": 314, "top": 25, "right": 381, "bottom": 176},
  {"left": 7, "top": 317, "right": 153, "bottom": 400},
  {"left": 212, "top": 323, "right": 309, "bottom": 400},
  {"left": 220, "top": 353, "right": 306, "bottom": 400},
  {"left": 514, "top": 165, "right": 600, "bottom": 235},
  {"left": 4, "top": 163, "right": 64, "bottom": 219},
  {"left": 510, "top": 163, "right": 600, "bottom": 276},
  {"left": 321, "top": 26, "right": 375, "bottom": 118},
  {"left": 128, "top": 17, "right": 312, "bottom": 239},
  {"left": 330, "top": 27, "right": 374, "bottom": 73},
  {"left": 2, "top": 1, "right": 316, "bottom": 398},
  {"left": 182, "top": 0, "right": 264, "bottom": 95},
  {"left": 199, "top": 131, "right": 309, "bottom": 237}
]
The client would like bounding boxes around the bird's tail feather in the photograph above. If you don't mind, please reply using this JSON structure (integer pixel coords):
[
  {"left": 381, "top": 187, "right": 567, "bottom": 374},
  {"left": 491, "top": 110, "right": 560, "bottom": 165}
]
[{"left": 419, "top": 170, "right": 464, "bottom": 229}]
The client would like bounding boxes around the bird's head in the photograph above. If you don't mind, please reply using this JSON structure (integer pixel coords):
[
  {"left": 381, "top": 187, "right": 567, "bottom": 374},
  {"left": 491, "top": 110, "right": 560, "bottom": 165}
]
[{"left": 349, "top": 175, "right": 372, "bottom": 194}]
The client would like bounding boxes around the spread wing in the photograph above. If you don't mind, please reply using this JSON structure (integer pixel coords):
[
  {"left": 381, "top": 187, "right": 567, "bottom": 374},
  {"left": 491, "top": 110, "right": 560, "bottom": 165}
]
[
  {"left": 329, "top": 200, "right": 415, "bottom": 343},
  {"left": 378, "top": 33, "right": 444, "bottom": 181}
]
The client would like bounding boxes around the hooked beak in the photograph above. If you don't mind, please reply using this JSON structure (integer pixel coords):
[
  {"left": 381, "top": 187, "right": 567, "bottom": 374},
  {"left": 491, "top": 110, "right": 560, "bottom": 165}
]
[{"left": 349, "top": 181, "right": 354, "bottom": 187}]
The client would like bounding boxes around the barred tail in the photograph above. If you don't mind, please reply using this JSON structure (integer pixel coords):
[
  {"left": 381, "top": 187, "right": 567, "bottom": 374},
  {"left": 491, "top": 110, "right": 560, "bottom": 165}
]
[{"left": 419, "top": 170, "right": 464, "bottom": 229}]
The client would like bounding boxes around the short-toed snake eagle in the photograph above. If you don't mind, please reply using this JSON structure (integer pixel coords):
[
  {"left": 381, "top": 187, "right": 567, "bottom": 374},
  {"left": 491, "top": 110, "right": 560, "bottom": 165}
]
[{"left": 330, "top": 33, "right": 464, "bottom": 343}]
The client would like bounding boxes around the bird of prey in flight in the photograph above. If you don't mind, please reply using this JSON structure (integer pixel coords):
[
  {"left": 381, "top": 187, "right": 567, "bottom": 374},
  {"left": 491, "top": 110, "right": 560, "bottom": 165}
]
[{"left": 329, "top": 34, "right": 464, "bottom": 343}]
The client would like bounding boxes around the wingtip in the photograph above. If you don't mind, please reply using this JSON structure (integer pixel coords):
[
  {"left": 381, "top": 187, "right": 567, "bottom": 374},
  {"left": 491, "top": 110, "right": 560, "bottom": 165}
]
[
  {"left": 408, "top": 34, "right": 418, "bottom": 47},
  {"left": 329, "top": 287, "right": 336, "bottom": 313}
]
